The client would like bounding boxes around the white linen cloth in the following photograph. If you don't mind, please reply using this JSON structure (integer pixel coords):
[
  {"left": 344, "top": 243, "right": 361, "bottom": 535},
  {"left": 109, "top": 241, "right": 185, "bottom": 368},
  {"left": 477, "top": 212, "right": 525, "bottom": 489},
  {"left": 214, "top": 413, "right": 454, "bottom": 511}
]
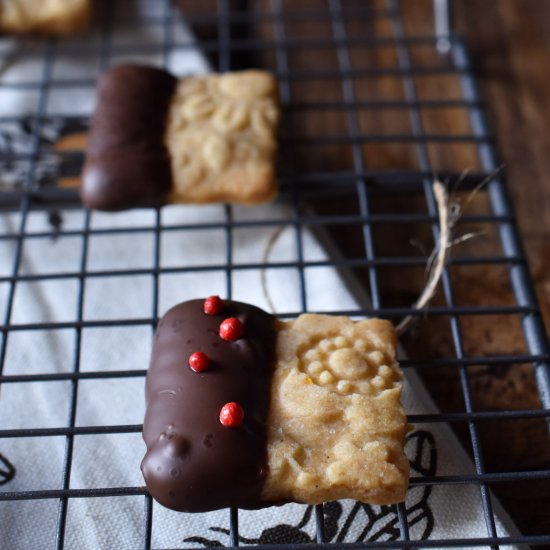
[{"left": 0, "top": 2, "right": 520, "bottom": 548}]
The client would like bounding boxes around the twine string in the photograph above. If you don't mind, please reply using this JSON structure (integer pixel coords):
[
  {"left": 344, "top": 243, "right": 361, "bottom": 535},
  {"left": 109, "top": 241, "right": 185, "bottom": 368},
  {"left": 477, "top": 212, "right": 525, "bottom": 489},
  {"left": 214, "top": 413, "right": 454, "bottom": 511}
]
[
  {"left": 395, "top": 180, "right": 449, "bottom": 335},
  {"left": 260, "top": 225, "right": 287, "bottom": 315},
  {"left": 261, "top": 177, "right": 487, "bottom": 333}
]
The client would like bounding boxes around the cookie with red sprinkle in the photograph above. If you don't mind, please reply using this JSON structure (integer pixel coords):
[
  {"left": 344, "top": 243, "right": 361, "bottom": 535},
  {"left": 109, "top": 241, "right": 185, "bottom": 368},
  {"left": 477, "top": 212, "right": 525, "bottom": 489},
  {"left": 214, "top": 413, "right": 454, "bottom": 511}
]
[{"left": 142, "top": 298, "right": 409, "bottom": 513}]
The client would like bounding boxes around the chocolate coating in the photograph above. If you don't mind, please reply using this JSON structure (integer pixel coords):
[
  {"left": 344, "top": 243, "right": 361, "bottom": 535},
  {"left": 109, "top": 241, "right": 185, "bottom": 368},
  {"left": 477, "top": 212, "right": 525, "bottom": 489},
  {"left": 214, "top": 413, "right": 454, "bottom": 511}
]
[
  {"left": 81, "top": 65, "right": 176, "bottom": 211},
  {"left": 141, "top": 299, "right": 276, "bottom": 512}
]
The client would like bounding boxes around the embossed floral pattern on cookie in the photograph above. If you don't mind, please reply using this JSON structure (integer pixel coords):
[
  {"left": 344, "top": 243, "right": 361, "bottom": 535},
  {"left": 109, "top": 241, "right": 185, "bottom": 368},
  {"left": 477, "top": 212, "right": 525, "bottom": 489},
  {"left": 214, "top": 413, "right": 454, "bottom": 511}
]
[{"left": 166, "top": 71, "right": 280, "bottom": 204}]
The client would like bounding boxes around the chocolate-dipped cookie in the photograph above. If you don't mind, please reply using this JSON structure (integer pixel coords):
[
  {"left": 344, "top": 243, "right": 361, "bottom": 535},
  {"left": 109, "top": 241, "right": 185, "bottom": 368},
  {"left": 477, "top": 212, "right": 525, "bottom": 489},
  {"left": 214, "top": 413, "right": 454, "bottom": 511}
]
[
  {"left": 142, "top": 298, "right": 409, "bottom": 512},
  {"left": 81, "top": 66, "right": 279, "bottom": 211}
]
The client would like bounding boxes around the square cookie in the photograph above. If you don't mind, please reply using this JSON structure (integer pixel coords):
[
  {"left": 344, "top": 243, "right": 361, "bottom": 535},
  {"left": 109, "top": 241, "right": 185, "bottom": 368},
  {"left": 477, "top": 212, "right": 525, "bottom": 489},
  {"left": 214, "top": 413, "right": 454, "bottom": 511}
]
[
  {"left": 166, "top": 71, "right": 279, "bottom": 204},
  {"left": 81, "top": 67, "right": 280, "bottom": 210},
  {"left": 142, "top": 299, "right": 409, "bottom": 512},
  {"left": 264, "top": 314, "right": 409, "bottom": 505}
]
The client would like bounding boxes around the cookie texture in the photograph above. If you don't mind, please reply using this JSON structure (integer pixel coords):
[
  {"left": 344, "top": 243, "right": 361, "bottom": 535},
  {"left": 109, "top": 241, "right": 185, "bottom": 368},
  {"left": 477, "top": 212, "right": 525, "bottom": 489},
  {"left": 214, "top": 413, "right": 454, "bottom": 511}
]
[
  {"left": 142, "top": 298, "right": 409, "bottom": 512},
  {"left": 165, "top": 71, "right": 279, "bottom": 204},
  {"left": 263, "top": 314, "right": 409, "bottom": 505},
  {"left": 0, "top": 0, "right": 90, "bottom": 35}
]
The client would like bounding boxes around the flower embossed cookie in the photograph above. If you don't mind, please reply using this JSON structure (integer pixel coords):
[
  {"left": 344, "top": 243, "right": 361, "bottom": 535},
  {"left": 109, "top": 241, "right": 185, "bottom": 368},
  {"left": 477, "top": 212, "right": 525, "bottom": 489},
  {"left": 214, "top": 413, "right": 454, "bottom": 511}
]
[
  {"left": 166, "top": 71, "right": 279, "bottom": 204},
  {"left": 264, "top": 313, "right": 409, "bottom": 505},
  {"left": 81, "top": 65, "right": 279, "bottom": 211},
  {"left": 141, "top": 298, "right": 409, "bottom": 512}
]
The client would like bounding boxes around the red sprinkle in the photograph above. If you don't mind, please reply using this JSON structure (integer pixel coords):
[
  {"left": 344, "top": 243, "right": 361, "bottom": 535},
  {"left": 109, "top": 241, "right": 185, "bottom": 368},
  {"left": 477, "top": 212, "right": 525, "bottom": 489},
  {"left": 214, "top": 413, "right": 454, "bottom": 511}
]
[
  {"left": 219, "top": 317, "right": 244, "bottom": 341},
  {"left": 204, "top": 295, "right": 223, "bottom": 315},
  {"left": 219, "top": 402, "right": 245, "bottom": 428},
  {"left": 188, "top": 351, "right": 209, "bottom": 373}
]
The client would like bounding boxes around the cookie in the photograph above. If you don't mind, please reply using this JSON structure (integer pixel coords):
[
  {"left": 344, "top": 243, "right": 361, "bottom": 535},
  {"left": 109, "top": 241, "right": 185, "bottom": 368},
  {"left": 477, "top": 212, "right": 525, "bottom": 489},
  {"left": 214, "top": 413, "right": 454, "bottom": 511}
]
[
  {"left": 166, "top": 71, "right": 279, "bottom": 204},
  {"left": 264, "top": 313, "right": 409, "bottom": 505},
  {"left": 0, "top": 0, "right": 90, "bottom": 35},
  {"left": 81, "top": 65, "right": 279, "bottom": 210},
  {"left": 141, "top": 298, "right": 409, "bottom": 512}
]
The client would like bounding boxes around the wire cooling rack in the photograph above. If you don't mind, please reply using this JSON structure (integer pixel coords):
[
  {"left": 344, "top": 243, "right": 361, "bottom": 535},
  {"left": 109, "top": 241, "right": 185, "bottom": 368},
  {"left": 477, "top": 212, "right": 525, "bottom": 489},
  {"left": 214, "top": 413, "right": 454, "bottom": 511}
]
[{"left": 0, "top": 0, "right": 549, "bottom": 548}]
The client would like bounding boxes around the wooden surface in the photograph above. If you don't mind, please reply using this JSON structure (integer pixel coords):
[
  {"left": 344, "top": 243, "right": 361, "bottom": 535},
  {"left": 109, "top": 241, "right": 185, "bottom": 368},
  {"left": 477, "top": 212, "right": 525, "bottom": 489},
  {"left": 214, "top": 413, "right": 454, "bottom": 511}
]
[
  {"left": 456, "top": 0, "right": 550, "bottom": 347},
  {"left": 408, "top": 0, "right": 550, "bottom": 538}
]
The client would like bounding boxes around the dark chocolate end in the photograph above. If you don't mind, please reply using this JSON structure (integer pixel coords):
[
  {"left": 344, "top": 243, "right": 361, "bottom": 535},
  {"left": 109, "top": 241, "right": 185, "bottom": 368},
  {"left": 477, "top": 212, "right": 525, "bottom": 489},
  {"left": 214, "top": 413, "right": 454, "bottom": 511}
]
[
  {"left": 81, "top": 65, "right": 177, "bottom": 211},
  {"left": 142, "top": 299, "right": 276, "bottom": 512}
]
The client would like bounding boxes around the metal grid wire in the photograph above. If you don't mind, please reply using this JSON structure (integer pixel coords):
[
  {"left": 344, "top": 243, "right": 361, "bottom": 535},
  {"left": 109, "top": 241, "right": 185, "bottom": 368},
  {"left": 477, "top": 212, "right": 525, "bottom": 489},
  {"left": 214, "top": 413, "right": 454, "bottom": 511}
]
[{"left": 0, "top": 0, "right": 549, "bottom": 548}]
